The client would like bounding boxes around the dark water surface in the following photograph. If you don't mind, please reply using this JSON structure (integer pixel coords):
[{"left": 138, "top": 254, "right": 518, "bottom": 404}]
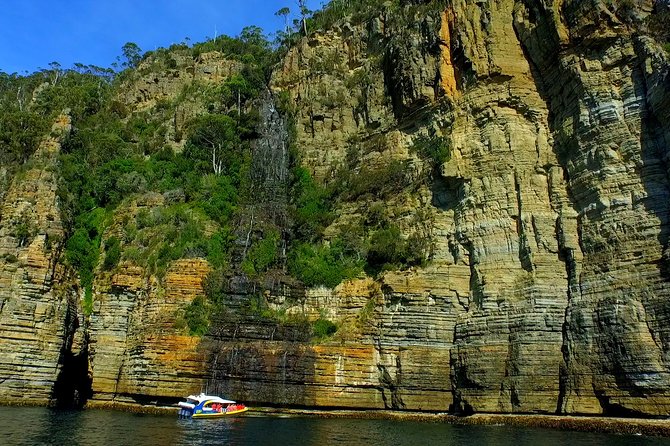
[{"left": 1, "top": 406, "right": 669, "bottom": 446}]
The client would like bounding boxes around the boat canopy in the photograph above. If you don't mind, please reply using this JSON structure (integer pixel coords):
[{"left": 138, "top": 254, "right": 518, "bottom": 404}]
[{"left": 185, "top": 393, "right": 236, "bottom": 405}]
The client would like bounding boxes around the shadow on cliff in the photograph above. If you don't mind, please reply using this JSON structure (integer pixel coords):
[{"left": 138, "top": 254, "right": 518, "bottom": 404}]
[
  {"left": 51, "top": 297, "right": 92, "bottom": 409},
  {"left": 513, "top": 1, "right": 670, "bottom": 416},
  {"left": 202, "top": 319, "right": 318, "bottom": 408},
  {"left": 639, "top": 100, "right": 670, "bottom": 281},
  {"left": 196, "top": 275, "right": 319, "bottom": 409}
]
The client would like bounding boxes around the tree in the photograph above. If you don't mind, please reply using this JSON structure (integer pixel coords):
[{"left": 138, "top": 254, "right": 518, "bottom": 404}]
[
  {"left": 239, "top": 26, "right": 268, "bottom": 49},
  {"left": 224, "top": 75, "right": 250, "bottom": 117},
  {"left": 297, "top": 0, "right": 312, "bottom": 35},
  {"left": 186, "top": 114, "right": 240, "bottom": 176},
  {"left": 121, "top": 42, "right": 142, "bottom": 69},
  {"left": 47, "top": 62, "right": 62, "bottom": 86},
  {"left": 0, "top": 109, "right": 49, "bottom": 164},
  {"left": 275, "top": 7, "right": 291, "bottom": 34}
]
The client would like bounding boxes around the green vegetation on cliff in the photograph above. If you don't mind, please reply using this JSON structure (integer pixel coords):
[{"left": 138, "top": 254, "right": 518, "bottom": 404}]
[
  {"left": 648, "top": 1, "right": 670, "bottom": 52},
  {"left": 0, "top": 29, "right": 276, "bottom": 305},
  {"left": 4, "top": 0, "right": 667, "bottom": 324}
]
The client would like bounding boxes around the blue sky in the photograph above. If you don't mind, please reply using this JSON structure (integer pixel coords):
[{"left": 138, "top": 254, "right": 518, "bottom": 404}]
[{"left": 0, "top": 0, "right": 323, "bottom": 74}]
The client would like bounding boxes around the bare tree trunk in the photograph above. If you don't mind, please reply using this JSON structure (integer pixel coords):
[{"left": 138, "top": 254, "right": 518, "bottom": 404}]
[
  {"left": 17, "top": 86, "right": 23, "bottom": 111},
  {"left": 212, "top": 144, "right": 223, "bottom": 175},
  {"left": 242, "top": 209, "right": 255, "bottom": 260}
]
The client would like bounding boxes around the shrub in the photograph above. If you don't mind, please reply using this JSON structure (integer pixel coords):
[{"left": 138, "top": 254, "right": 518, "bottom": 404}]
[
  {"left": 102, "top": 236, "right": 121, "bottom": 270},
  {"left": 83, "top": 287, "right": 94, "bottom": 315},
  {"left": 203, "top": 269, "right": 228, "bottom": 306},
  {"left": 242, "top": 230, "right": 280, "bottom": 277},
  {"left": 65, "top": 208, "right": 107, "bottom": 290},
  {"left": 366, "top": 225, "right": 428, "bottom": 273},
  {"left": 291, "top": 167, "right": 333, "bottom": 240},
  {"left": 184, "top": 295, "right": 210, "bottom": 336},
  {"left": 1, "top": 253, "right": 18, "bottom": 263},
  {"left": 12, "top": 217, "right": 34, "bottom": 248},
  {"left": 366, "top": 226, "right": 406, "bottom": 270},
  {"left": 199, "top": 174, "right": 238, "bottom": 224},
  {"left": 0, "top": 110, "right": 49, "bottom": 165},
  {"left": 411, "top": 135, "right": 451, "bottom": 167},
  {"left": 288, "top": 240, "right": 364, "bottom": 288},
  {"left": 365, "top": 202, "right": 388, "bottom": 229},
  {"left": 312, "top": 317, "right": 337, "bottom": 340},
  {"left": 357, "top": 297, "right": 377, "bottom": 329},
  {"left": 335, "top": 159, "right": 411, "bottom": 201},
  {"left": 206, "top": 229, "right": 234, "bottom": 270}
]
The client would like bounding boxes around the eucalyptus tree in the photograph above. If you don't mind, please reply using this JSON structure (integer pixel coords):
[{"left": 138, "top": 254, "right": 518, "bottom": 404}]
[
  {"left": 275, "top": 7, "right": 291, "bottom": 34},
  {"left": 297, "top": 0, "right": 311, "bottom": 34}
]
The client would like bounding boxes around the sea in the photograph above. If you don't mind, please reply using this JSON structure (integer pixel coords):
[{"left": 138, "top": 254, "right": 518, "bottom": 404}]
[{"left": 0, "top": 406, "right": 668, "bottom": 446}]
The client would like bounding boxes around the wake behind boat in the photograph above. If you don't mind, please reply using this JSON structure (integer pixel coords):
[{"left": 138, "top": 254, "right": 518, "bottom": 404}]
[{"left": 178, "top": 393, "right": 249, "bottom": 419}]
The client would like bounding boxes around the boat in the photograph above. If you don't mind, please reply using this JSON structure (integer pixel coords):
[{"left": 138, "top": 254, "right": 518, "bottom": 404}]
[{"left": 178, "top": 393, "right": 249, "bottom": 418}]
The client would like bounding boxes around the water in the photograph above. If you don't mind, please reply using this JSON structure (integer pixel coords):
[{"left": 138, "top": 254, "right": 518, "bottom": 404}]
[{"left": 0, "top": 407, "right": 668, "bottom": 446}]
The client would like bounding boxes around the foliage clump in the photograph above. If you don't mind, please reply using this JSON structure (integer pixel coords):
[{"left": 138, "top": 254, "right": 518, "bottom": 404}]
[
  {"left": 648, "top": 1, "right": 670, "bottom": 52},
  {"left": 411, "top": 135, "right": 451, "bottom": 168},
  {"left": 0, "top": 30, "right": 277, "bottom": 316},
  {"left": 312, "top": 317, "right": 337, "bottom": 341},
  {"left": 0, "top": 0, "right": 440, "bottom": 317},
  {"left": 286, "top": 162, "right": 431, "bottom": 286},
  {"left": 182, "top": 295, "right": 211, "bottom": 336},
  {"left": 288, "top": 240, "right": 364, "bottom": 288}
]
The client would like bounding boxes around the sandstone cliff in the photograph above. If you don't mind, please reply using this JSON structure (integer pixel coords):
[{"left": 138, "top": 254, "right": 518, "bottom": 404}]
[
  {"left": 258, "top": 0, "right": 670, "bottom": 416},
  {"left": 87, "top": 259, "right": 210, "bottom": 405},
  {"left": 1, "top": 0, "right": 670, "bottom": 418},
  {"left": 0, "top": 114, "right": 76, "bottom": 405}
]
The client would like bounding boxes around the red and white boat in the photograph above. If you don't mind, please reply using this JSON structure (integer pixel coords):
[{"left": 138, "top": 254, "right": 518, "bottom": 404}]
[{"left": 178, "top": 393, "right": 249, "bottom": 419}]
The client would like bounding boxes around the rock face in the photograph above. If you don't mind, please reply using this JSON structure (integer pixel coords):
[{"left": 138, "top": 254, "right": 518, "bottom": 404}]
[
  {"left": 513, "top": 0, "right": 670, "bottom": 416},
  {"left": 87, "top": 259, "right": 210, "bottom": 405},
  {"left": 119, "top": 50, "right": 241, "bottom": 112},
  {"left": 202, "top": 278, "right": 454, "bottom": 411},
  {"left": 118, "top": 49, "right": 243, "bottom": 152},
  {"left": 0, "top": 115, "right": 74, "bottom": 405},
  {"left": 2, "top": 0, "right": 670, "bottom": 417},
  {"left": 259, "top": 0, "right": 670, "bottom": 416}
]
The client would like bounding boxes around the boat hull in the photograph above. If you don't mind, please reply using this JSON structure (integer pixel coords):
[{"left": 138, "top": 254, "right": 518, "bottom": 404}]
[{"left": 191, "top": 407, "right": 249, "bottom": 418}]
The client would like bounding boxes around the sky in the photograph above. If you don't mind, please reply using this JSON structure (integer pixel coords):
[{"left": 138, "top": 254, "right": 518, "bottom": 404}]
[{"left": 0, "top": 0, "right": 323, "bottom": 74}]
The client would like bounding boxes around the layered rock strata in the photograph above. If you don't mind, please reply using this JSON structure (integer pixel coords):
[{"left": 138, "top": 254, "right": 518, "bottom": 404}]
[
  {"left": 0, "top": 115, "right": 75, "bottom": 404},
  {"left": 258, "top": 0, "right": 670, "bottom": 416},
  {"left": 87, "top": 259, "right": 210, "bottom": 405},
  {"left": 514, "top": 0, "right": 670, "bottom": 416},
  {"left": 2, "top": 0, "right": 670, "bottom": 418}
]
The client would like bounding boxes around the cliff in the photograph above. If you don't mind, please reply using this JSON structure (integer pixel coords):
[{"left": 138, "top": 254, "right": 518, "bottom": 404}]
[
  {"left": 88, "top": 258, "right": 210, "bottom": 405},
  {"left": 1, "top": 0, "right": 670, "bottom": 418},
  {"left": 221, "top": 0, "right": 670, "bottom": 416},
  {"left": 0, "top": 114, "right": 75, "bottom": 405}
]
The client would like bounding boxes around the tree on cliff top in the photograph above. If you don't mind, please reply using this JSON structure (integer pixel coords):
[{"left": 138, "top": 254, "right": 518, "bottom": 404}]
[
  {"left": 276, "top": 7, "right": 291, "bottom": 34},
  {"left": 121, "top": 42, "right": 142, "bottom": 69},
  {"left": 298, "top": 0, "right": 312, "bottom": 34}
]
